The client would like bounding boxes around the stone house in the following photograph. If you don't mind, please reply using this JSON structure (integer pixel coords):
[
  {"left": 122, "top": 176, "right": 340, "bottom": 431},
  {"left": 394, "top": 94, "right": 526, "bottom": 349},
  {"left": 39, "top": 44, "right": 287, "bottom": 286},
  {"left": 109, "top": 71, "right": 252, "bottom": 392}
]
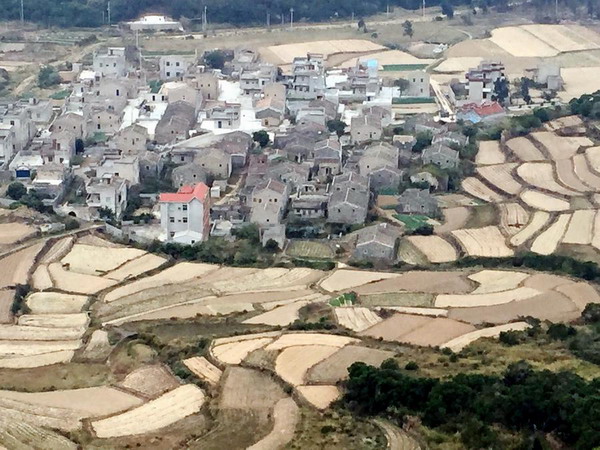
[
  {"left": 87, "top": 107, "right": 121, "bottom": 136},
  {"left": 194, "top": 72, "right": 219, "bottom": 101},
  {"left": 155, "top": 101, "right": 197, "bottom": 145},
  {"left": 52, "top": 112, "right": 86, "bottom": 139},
  {"left": 263, "top": 83, "right": 287, "bottom": 102},
  {"left": 393, "top": 135, "right": 416, "bottom": 151},
  {"left": 313, "top": 138, "right": 342, "bottom": 180},
  {"left": 358, "top": 143, "right": 402, "bottom": 191},
  {"left": 422, "top": 144, "right": 459, "bottom": 170},
  {"left": 250, "top": 178, "right": 290, "bottom": 226},
  {"left": 432, "top": 131, "right": 468, "bottom": 148},
  {"left": 327, "top": 172, "right": 370, "bottom": 225},
  {"left": 194, "top": 148, "right": 232, "bottom": 179},
  {"left": 162, "top": 82, "right": 202, "bottom": 112},
  {"left": 140, "top": 151, "right": 163, "bottom": 180},
  {"left": 172, "top": 163, "right": 208, "bottom": 188},
  {"left": 113, "top": 124, "right": 148, "bottom": 155},
  {"left": 203, "top": 102, "right": 241, "bottom": 129},
  {"left": 267, "top": 160, "right": 310, "bottom": 192},
  {"left": 350, "top": 114, "right": 382, "bottom": 145},
  {"left": 352, "top": 223, "right": 401, "bottom": 263},
  {"left": 93, "top": 47, "right": 128, "bottom": 77},
  {"left": 255, "top": 97, "right": 285, "bottom": 127},
  {"left": 396, "top": 188, "right": 439, "bottom": 216},
  {"left": 362, "top": 105, "right": 392, "bottom": 127},
  {"left": 246, "top": 153, "right": 269, "bottom": 187}
]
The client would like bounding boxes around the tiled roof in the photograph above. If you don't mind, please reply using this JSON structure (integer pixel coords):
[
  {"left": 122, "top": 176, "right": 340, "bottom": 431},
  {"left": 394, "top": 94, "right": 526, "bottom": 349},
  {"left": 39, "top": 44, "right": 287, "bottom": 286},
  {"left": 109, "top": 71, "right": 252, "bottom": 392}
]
[{"left": 159, "top": 182, "right": 209, "bottom": 203}]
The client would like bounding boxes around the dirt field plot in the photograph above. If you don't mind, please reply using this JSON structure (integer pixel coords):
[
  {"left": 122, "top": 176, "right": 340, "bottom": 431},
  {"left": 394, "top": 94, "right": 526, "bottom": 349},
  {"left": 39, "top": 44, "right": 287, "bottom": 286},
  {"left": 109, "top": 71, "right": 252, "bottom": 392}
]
[
  {"left": 286, "top": 240, "right": 333, "bottom": 259},
  {"left": 520, "top": 190, "right": 570, "bottom": 211},
  {"left": 39, "top": 237, "right": 74, "bottom": 264},
  {"left": 435, "top": 287, "right": 540, "bottom": 307},
  {"left": 337, "top": 49, "right": 432, "bottom": 69},
  {"left": 0, "top": 414, "right": 78, "bottom": 449},
  {"left": 183, "top": 357, "right": 222, "bottom": 386},
  {"left": 0, "top": 350, "right": 75, "bottom": 368},
  {"left": 120, "top": 365, "right": 180, "bottom": 398},
  {"left": 296, "top": 385, "right": 340, "bottom": 410},
  {"left": 265, "top": 333, "right": 358, "bottom": 351},
  {"left": 592, "top": 211, "right": 600, "bottom": 250},
  {"left": 211, "top": 268, "right": 323, "bottom": 295},
  {"left": 48, "top": 263, "right": 117, "bottom": 294},
  {"left": 489, "top": 26, "right": 559, "bottom": 57},
  {"left": 276, "top": 345, "right": 340, "bottom": 386},
  {"left": 359, "top": 292, "right": 434, "bottom": 307},
  {"left": 435, "top": 206, "right": 471, "bottom": 234},
  {"left": 0, "top": 243, "right": 44, "bottom": 289},
  {"left": 104, "top": 253, "right": 167, "bottom": 281},
  {"left": 531, "top": 132, "right": 593, "bottom": 161},
  {"left": 521, "top": 24, "right": 600, "bottom": 52},
  {"left": 572, "top": 154, "right": 600, "bottom": 189},
  {"left": 506, "top": 137, "right": 545, "bottom": 161},
  {"left": 0, "top": 325, "right": 85, "bottom": 341},
  {"left": 498, "top": 203, "right": 530, "bottom": 236},
  {"left": 462, "top": 177, "right": 506, "bottom": 203},
  {"left": 517, "top": 162, "right": 580, "bottom": 196},
  {"left": 31, "top": 264, "right": 52, "bottom": 291},
  {"left": 353, "top": 271, "right": 472, "bottom": 295},
  {"left": 212, "top": 338, "right": 275, "bottom": 365},
  {"left": 469, "top": 270, "right": 529, "bottom": 294},
  {"left": 531, "top": 213, "right": 572, "bottom": 255},
  {"left": 562, "top": 209, "right": 595, "bottom": 245},
  {"left": 261, "top": 39, "right": 385, "bottom": 65},
  {"left": 247, "top": 398, "right": 299, "bottom": 450},
  {"left": 17, "top": 313, "right": 88, "bottom": 328},
  {"left": 61, "top": 244, "right": 147, "bottom": 275},
  {"left": 434, "top": 56, "right": 484, "bottom": 73},
  {"left": 555, "top": 158, "right": 591, "bottom": 192},
  {"left": 319, "top": 269, "right": 400, "bottom": 292},
  {"left": 0, "top": 290, "right": 13, "bottom": 324},
  {"left": 561, "top": 67, "right": 600, "bottom": 101},
  {"left": 476, "top": 163, "right": 522, "bottom": 195},
  {"left": 334, "top": 307, "right": 382, "bottom": 332},
  {"left": 510, "top": 211, "right": 550, "bottom": 247},
  {"left": 442, "top": 322, "right": 531, "bottom": 352},
  {"left": 0, "top": 223, "right": 36, "bottom": 245},
  {"left": 475, "top": 140, "right": 505, "bottom": 165},
  {"left": 545, "top": 115, "right": 584, "bottom": 131},
  {"left": 243, "top": 300, "right": 313, "bottom": 326},
  {"left": 219, "top": 366, "right": 286, "bottom": 410},
  {"left": 92, "top": 385, "right": 206, "bottom": 438},
  {"left": 404, "top": 235, "right": 458, "bottom": 263},
  {"left": 26, "top": 292, "right": 88, "bottom": 314},
  {"left": 451, "top": 226, "right": 513, "bottom": 257},
  {"left": 556, "top": 282, "right": 600, "bottom": 311},
  {"left": 0, "top": 340, "right": 82, "bottom": 357},
  {"left": 307, "top": 345, "right": 395, "bottom": 384}
]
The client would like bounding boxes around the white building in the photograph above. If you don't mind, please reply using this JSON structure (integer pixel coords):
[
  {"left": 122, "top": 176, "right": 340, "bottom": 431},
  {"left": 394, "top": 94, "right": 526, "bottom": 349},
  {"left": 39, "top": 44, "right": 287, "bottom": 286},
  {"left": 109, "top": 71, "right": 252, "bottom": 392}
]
[
  {"left": 86, "top": 174, "right": 128, "bottom": 218},
  {"left": 159, "top": 183, "right": 210, "bottom": 245},
  {"left": 93, "top": 47, "right": 128, "bottom": 78},
  {"left": 126, "top": 15, "right": 183, "bottom": 32},
  {"left": 465, "top": 61, "right": 505, "bottom": 104},
  {"left": 159, "top": 55, "right": 192, "bottom": 81}
]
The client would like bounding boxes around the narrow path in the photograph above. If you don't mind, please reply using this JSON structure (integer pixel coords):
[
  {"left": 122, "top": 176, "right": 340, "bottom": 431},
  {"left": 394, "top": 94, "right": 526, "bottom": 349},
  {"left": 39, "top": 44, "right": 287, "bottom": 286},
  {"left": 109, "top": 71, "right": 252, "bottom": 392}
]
[{"left": 374, "top": 419, "right": 421, "bottom": 450}]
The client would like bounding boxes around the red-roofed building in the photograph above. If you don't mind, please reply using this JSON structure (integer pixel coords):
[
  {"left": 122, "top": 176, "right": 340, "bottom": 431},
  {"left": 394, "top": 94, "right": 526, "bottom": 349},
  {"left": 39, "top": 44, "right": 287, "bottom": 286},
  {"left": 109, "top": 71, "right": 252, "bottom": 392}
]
[
  {"left": 159, "top": 183, "right": 210, "bottom": 244},
  {"left": 458, "top": 101, "right": 506, "bottom": 124}
]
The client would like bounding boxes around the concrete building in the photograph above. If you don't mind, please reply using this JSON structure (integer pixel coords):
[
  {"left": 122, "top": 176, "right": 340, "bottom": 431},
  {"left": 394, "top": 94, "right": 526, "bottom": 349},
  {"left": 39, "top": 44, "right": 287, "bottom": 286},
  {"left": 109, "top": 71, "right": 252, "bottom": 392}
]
[
  {"left": 159, "top": 183, "right": 210, "bottom": 245},
  {"left": 86, "top": 174, "right": 128, "bottom": 218},
  {"left": 126, "top": 15, "right": 183, "bottom": 32},
  {"left": 159, "top": 55, "right": 192, "bottom": 80},
  {"left": 203, "top": 102, "right": 241, "bottom": 129},
  {"left": 534, "top": 63, "right": 563, "bottom": 90},
  {"left": 195, "top": 72, "right": 220, "bottom": 101},
  {"left": 93, "top": 47, "right": 128, "bottom": 78},
  {"left": 289, "top": 53, "right": 325, "bottom": 100},
  {"left": 465, "top": 61, "right": 505, "bottom": 104},
  {"left": 240, "top": 64, "right": 277, "bottom": 97},
  {"left": 403, "top": 70, "right": 430, "bottom": 97},
  {"left": 96, "top": 155, "right": 140, "bottom": 185},
  {"left": 0, "top": 101, "right": 36, "bottom": 155}
]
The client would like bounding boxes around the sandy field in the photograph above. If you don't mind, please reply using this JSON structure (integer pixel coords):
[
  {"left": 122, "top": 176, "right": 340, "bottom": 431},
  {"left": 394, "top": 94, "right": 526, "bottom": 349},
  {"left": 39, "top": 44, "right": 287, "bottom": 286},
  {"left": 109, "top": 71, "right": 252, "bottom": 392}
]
[
  {"left": 307, "top": 345, "right": 395, "bottom": 384},
  {"left": 586, "top": 146, "right": 600, "bottom": 173},
  {"left": 530, "top": 213, "right": 572, "bottom": 255},
  {"left": 276, "top": 345, "right": 340, "bottom": 386},
  {"left": 353, "top": 271, "right": 472, "bottom": 295},
  {"left": 337, "top": 49, "right": 433, "bottom": 69},
  {"left": 489, "top": 26, "right": 559, "bottom": 57},
  {"left": 39, "top": 237, "right": 74, "bottom": 264},
  {"left": 17, "top": 313, "right": 89, "bottom": 328},
  {"left": 77, "top": 234, "right": 124, "bottom": 248},
  {"left": 92, "top": 385, "right": 206, "bottom": 438},
  {"left": 556, "top": 282, "right": 600, "bottom": 311},
  {"left": 319, "top": 270, "right": 400, "bottom": 292},
  {"left": 562, "top": 209, "right": 595, "bottom": 245},
  {"left": 451, "top": 226, "right": 514, "bottom": 257},
  {"left": 243, "top": 300, "right": 312, "bottom": 327},
  {"left": 531, "top": 132, "right": 593, "bottom": 161},
  {"left": 48, "top": 263, "right": 118, "bottom": 294},
  {"left": 477, "top": 163, "right": 523, "bottom": 195},
  {"left": 210, "top": 267, "right": 323, "bottom": 295},
  {"left": 265, "top": 333, "right": 358, "bottom": 351},
  {"left": 435, "top": 206, "right": 471, "bottom": 234},
  {"left": 247, "top": 398, "right": 299, "bottom": 450},
  {"left": 335, "top": 307, "right": 382, "bottom": 332},
  {"left": 521, "top": 24, "right": 600, "bottom": 52},
  {"left": 0, "top": 223, "right": 36, "bottom": 245},
  {"left": 476, "top": 140, "right": 505, "bottom": 165},
  {"left": 261, "top": 39, "right": 385, "bottom": 65},
  {"left": 516, "top": 162, "right": 580, "bottom": 196},
  {"left": 120, "top": 365, "right": 180, "bottom": 398},
  {"left": 0, "top": 290, "right": 13, "bottom": 324},
  {"left": 61, "top": 244, "right": 146, "bottom": 275},
  {"left": 104, "top": 253, "right": 167, "bottom": 281},
  {"left": 26, "top": 292, "right": 88, "bottom": 314},
  {"left": 442, "top": 322, "right": 531, "bottom": 352},
  {"left": 212, "top": 338, "right": 275, "bottom": 365},
  {"left": 448, "top": 290, "right": 580, "bottom": 325},
  {"left": 0, "top": 243, "right": 44, "bottom": 289},
  {"left": 555, "top": 159, "right": 591, "bottom": 192},
  {"left": 435, "top": 287, "right": 540, "bottom": 307},
  {"left": 434, "top": 57, "right": 483, "bottom": 73},
  {"left": 296, "top": 385, "right": 340, "bottom": 410},
  {"left": 405, "top": 235, "right": 458, "bottom": 263},
  {"left": 560, "top": 67, "right": 600, "bottom": 100},
  {"left": 469, "top": 270, "right": 529, "bottom": 294},
  {"left": 435, "top": 193, "right": 480, "bottom": 208},
  {"left": 573, "top": 154, "right": 600, "bottom": 189},
  {"left": 505, "top": 137, "right": 545, "bottom": 161},
  {"left": 461, "top": 177, "right": 506, "bottom": 203},
  {"left": 499, "top": 203, "right": 530, "bottom": 236},
  {"left": 0, "top": 350, "right": 75, "bottom": 369},
  {"left": 520, "top": 190, "right": 570, "bottom": 211},
  {"left": 522, "top": 273, "right": 574, "bottom": 290},
  {"left": 183, "top": 357, "right": 222, "bottom": 386}
]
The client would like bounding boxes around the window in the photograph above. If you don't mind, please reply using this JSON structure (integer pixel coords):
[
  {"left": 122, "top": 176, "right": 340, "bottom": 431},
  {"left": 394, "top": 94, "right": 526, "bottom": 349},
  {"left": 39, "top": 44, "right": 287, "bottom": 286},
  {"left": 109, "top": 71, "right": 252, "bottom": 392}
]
[
  {"left": 170, "top": 217, "right": 175, "bottom": 223},
  {"left": 166, "top": 62, "right": 171, "bottom": 66},
  {"left": 170, "top": 232, "right": 175, "bottom": 237},
  {"left": 116, "top": 89, "right": 120, "bottom": 96},
  {"left": 10, "top": 120, "right": 14, "bottom": 126},
  {"left": 182, "top": 205, "right": 187, "bottom": 211},
  {"left": 175, "top": 62, "right": 180, "bottom": 67},
  {"left": 183, "top": 217, "right": 188, "bottom": 223},
  {"left": 191, "top": 240, "right": 195, "bottom": 244},
  {"left": 166, "top": 72, "right": 171, "bottom": 77}
]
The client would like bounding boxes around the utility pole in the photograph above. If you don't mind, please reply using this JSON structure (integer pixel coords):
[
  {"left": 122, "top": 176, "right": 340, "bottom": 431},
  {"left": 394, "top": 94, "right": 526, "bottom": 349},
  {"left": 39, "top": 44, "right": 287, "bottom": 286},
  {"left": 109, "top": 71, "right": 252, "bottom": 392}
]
[
  {"left": 422, "top": 0, "right": 425, "bottom": 17},
  {"left": 20, "top": 0, "right": 24, "bottom": 23},
  {"left": 202, "top": 6, "right": 207, "bottom": 33},
  {"left": 267, "top": 11, "right": 270, "bottom": 29},
  {"left": 290, "top": 8, "right": 294, "bottom": 29},
  {"left": 387, "top": 4, "right": 390, "bottom": 17},
  {"left": 107, "top": 1, "right": 111, "bottom": 26},
  {"left": 555, "top": 0, "right": 559, "bottom": 21},
  {"left": 351, "top": 11, "right": 354, "bottom": 22}
]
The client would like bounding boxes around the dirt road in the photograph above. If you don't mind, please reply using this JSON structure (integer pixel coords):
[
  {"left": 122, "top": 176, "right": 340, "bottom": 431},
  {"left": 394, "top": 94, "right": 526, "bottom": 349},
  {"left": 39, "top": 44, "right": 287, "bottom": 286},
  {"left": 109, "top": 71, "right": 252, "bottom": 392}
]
[{"left": 374, "top": 419, "right": 421, "bottom": 450}]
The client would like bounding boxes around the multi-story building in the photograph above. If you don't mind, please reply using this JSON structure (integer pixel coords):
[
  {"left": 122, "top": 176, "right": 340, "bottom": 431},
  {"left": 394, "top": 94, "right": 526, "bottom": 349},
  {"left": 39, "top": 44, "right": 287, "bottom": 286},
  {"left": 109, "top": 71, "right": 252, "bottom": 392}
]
[
  {"left": 289, "top": 53, "right": 325, "bottom": 100},
  {"left": 0, "top": 101, "right": 36, "bottom": 155},
  {"left": 159, "top": 183, "right": 210, "bottom": 245},
  {"left": 93, "top": 47, "right": 128, "bottom": 78},
  {"left": 159, "top": 55, "right": 192, "bottom": 80},
  {"left": 86, "top": 174, "right": 128, "bottom": 218},
  {"left": 465, "top": 61, "right": 505, "bottom": 103},
  {"left": 240, "top": 64, "right": 277, "bottom": 97}
]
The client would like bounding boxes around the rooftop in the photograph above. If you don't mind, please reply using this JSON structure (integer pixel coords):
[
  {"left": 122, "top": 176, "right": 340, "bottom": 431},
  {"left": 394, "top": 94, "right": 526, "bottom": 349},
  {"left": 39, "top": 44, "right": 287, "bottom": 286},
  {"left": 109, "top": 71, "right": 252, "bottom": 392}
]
[{"left": 159, "top": 183, "right": 210, "bottom": 203}]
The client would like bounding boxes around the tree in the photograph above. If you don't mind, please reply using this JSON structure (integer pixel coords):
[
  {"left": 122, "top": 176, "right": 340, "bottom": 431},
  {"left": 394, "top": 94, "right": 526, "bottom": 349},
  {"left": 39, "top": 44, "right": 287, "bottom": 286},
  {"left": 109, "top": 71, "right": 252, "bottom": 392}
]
[
  {"left": 394, "top": 78, "right": 411, "bottom": 97},
  {"left": 493, "top": 77, "right": 510, "bottom": 105},
  {"left": 264, "top": 238, "right": 280, "bottom": 252},
  {"left": 7, "top": 182, "right": 26, "bottom": 201},
  {"left": 327, "top": 119, "right": 347, "bottom": 137},
  {"left": 403, "top": 20, "right": 413, "bottom": 38},
  {"left": 357, "top": 18, "right": 365, "bottom": 31},
  {"left": 252, "top": 130, "right": 270, "bottom": 148},
  {"left": 520, "top": 77, "right": 531, "bottom": 104},
  {"left": 582, "top": 303, "right": 600, "bottom": 323},
  {"left": 0, "top": 68, "right": 9, "bottom": 94},
  {"left": 204, "top": 50, "right": 226, "bottom": 70},
  {"left": 37, "top": 66, "right": 61, "bottom": 88},
  {"left": 441, "top": 2, "right": 454, "bottom": 18},
  {"left": 543, "top": 89, "right": 557, "bottom": 102}
]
